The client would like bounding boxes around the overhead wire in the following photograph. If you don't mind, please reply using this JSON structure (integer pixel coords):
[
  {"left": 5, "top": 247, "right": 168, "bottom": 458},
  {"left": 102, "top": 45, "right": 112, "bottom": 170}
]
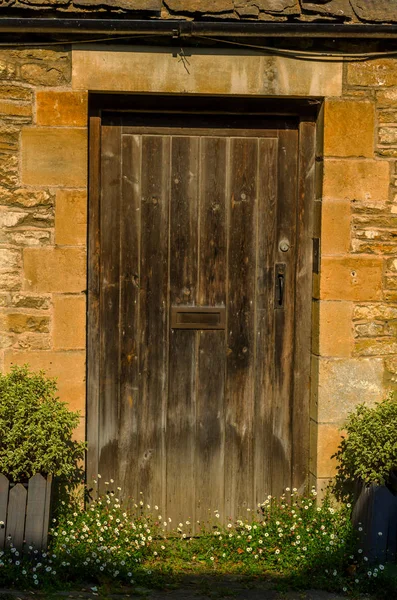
[{"left": 0, "top": 29, "right": 395, "bottom": 63}]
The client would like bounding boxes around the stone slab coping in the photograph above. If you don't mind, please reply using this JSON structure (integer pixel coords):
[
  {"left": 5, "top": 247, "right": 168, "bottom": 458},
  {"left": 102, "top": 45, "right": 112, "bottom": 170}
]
[{"left": 0, "top": 0, "right": 396, "bottom": 25}]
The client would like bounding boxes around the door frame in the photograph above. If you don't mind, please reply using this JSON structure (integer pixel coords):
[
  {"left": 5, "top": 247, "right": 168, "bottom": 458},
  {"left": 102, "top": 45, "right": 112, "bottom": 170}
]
[{"left": 87, "top": 93, "right": 319, "bottom": 496}]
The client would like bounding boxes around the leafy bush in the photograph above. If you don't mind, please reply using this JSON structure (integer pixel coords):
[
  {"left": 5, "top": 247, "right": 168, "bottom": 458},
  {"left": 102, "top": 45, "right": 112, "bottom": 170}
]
[
  {"left": 332, "top": 393, "right": 397, "bottom": 497},
  {"left": 0, "top": 365, "right": 86, "bottom": 482}
]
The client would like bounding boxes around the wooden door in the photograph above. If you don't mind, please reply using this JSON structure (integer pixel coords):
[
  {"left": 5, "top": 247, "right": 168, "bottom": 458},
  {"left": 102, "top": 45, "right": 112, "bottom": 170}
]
[{"left": 88, "top": 111, "right": 314, "bottom": 523}]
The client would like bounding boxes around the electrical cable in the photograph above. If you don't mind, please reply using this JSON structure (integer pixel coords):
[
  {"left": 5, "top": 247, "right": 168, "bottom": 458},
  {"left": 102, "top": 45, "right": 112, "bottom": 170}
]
[{"left": 0, "top": 29, "right": 395, "bottom": 64}]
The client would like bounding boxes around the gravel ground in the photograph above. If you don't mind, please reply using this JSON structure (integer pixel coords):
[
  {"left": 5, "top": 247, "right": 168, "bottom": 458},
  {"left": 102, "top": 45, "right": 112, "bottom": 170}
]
[{"left": 0, "top": 578, "right": 358, "bottom": 600}]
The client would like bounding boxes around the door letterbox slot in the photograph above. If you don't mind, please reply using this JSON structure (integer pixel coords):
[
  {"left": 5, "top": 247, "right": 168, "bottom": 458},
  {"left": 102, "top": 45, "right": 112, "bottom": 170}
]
[{"left": 171, "top": 306, "right": 226, "bottom": 330}]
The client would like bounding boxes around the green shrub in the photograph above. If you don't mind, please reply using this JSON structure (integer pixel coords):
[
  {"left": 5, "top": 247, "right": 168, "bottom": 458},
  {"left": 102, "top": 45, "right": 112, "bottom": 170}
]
[
  {"left": 0, "top": 364, "right": 86, "bottom": 482},
  {"left": 333, "top": 393, "right": 397, "bottom": 497}
]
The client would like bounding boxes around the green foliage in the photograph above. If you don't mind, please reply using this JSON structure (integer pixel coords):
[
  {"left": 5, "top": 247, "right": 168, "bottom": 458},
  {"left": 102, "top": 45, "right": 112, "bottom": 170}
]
[
  {"left": 333, "top": 393, "right": 397, "bottom": 496},
  {"left": 0, "top": 485, "right": 391, "bottom": 597},
  {"left": 0, "top": 365, "right": 86, "bottom": 482}
]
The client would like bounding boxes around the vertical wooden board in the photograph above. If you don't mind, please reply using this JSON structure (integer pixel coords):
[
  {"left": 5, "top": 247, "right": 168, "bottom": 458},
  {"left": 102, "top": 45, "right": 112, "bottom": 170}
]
[
  {"left": 0, "top": 474, "right": 9, "bottom": 549},
  {"left": 196, "top": 137, "right": 227, "bottom": 522},
  {"left": 6, "top": 484, "right": 27, "bottom": 550},
  {"left": 292, "top": 121, "right": 315, "bottom": 493},
  {"left": 225, "top": 137, "right": 258, "bottom": 518},
  {"left": 41, "top": 474, "right": 52, "bottom": 549},
  {"left": 271, "top": 128, "right": 299, "bottom": 496},
  {"left": 254, "top": 138, "right": 278, "bottom": 505},
  {"left": 25, "top": 474, "right": 47, "bottom": 550},
  {"left": 87, "top": 115, "right": 101, "bottom": 492},
  {"left": 118, "top": 134, "right": 141, "bottom": 499},
  {"left": 98, "top": 122, "right": 122, "bottom": 488},
  {"left": 134, "top": 135, "right": 170, "bottom": 509},
  {"left": 167, "top": 136, "right": 199, "bottom": 526}
]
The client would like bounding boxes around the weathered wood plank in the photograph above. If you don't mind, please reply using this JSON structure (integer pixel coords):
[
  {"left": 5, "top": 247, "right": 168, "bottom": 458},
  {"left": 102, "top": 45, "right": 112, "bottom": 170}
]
[
  {"left": 6, "top": 484, "right": 27, "bottom": 550},
  {"left": 118, "top": 134, "right": 141, "bottom": 498},
  {"left": 195, "top": 137, "right": 227, "bottom": 522},
  {"left": 99, "top": 121, "right": 122, "bottom": 489},
  {"left": 167, "top": 136, "right": 199, "bottom": 526},
  {"left": 87, "top": 114, "right": 102, "bottom": 495},
  {"left": 134, "top": 135, "right": 170, "bottom": 508},
  {"left": 271, "top": 128, "right": 298, "bottom": 496},
  {"left": 225, "top": 137, "right": 258, "bottom": 518},
  {"left": 292, "top": 121, "right": 315, "bottom": 493},
  {"left": 254, "top": 138, "right": 278, "bottom": 505},
  {"left": 25, "top": 474, "right": 47, "bottom": 550},
  {"left": 0, "top": 474, "right": 9, "bottom": 549},
  {"left": 41, "top": 474, "right": 52, "bottom": 549}
]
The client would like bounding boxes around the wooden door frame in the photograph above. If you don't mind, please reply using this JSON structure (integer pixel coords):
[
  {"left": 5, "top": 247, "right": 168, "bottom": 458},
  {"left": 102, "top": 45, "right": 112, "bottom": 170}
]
[{"left": 87, "top": 93, "right": 318, "bottom": 494}]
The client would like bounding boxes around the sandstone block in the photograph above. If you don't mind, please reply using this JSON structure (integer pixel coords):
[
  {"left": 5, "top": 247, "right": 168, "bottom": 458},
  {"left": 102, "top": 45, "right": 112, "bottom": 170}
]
[
  {"left": 255, "top": 0, "right": 300, "bottom": 13},
  {"left": 0, "top": 248, "right": 21, "bottom": 270},
  {"left": 75, "top": 0, "right": 160, "bottom": 8},
  {"left": 0, "top": 100, "right": 32, "bottom": 121},
  {"left": 351, "top": 239, "right": 397, "bottom": 255},
  {"left": 321, "top": 199, "right": 350, "bottom": 255},
  {"left": 0, "top": 84, "right": 32, "bottom": 102},
  {"left": 0, "top": 272, "right": 21, "bottom": 291},
  {"left": 378, "top": 127, "right": 397, "bottom": 145},
  {"left": 377, "top": 148, "right": 397, "bottom": 158},
  {"left": 385, "top": 356, "right": 397, "bottom": 374},
  {"left": 36, "top": 91, "right": 88, "bottom": 127},
  {"left": 53, "top": 295, "right": 86, "bottom": 350},
  {"left": 0, "top": 153, "right": 18, "bottom": 188},
  {"left": 385, "top": 291, "right": 397, "bottom": 303},
  {"left": 317, "top": 424, "right": 345, "bottom": 479},
  {"left": 13, "top": 333, "right": 51, "bottom": 351},
  {"left": 0, "top": 60, "right": 16, "bottom": 81},
  {"left": 23, "top": 248, "right": 86, "bottom": 293},
  {"left": 318, "top": 301, "right": 354, "bottom": 357},
  {"left": 324, "top": 99, "right": 375, "bottom": 157},
  {"left": 165, "top": 0, "right": 232, "bottom": 13},
  {"left": 354, "top": 303, "right": 397, "bottom": 321},
  {"left": 323, "top": 159, "right": 390, "bottom": 203},
  {"left": 19, "top": 50, "right": 71, "bottom": 86},
  {"left": 320, "top": 257, "right": 383, "bottom": 301},
  {"left": 55, "top": 190, "right": 87, "bottom": 246},
  {"left": 22, "top": 128, "right": 87, "bottom": 187},
  {"left": 348, "top": 59, "right": 397, "bottom": 87},
  {"left": 0, "top": 293, "right": 51, "bottom": 310},
  {"left": 6, "top": 230, "right": 52, "bottom": 247},
  {"left": 385, "top": 276, "right": 397, "bottom": 290},
  {"left": 318, "top": 357, "right": 384, "bottom": 422},
  {"left": 386, "top": 257, "right": 397, "bottom": 272},
  {"left": 2, "top": 313, "right": 50, "bottom": 334},
  {"left": 0, "top": 187, "right": 54, "bottom": 208},
  {"left": 354, "top": 322, "right": 385, "bottom": 338},
  {"left": 72, "top": 46, "right": 343, "bottom": 97},
  {"left": 4, "top": 350, "right": 86, "bottom": 412},
  {"left": 0, "top": 124, "right": 19, "bottom": 153},
  {"left": 377, "top": 88, "right": 397, "bottom": 106},
  {"left": 355, "top": 339, "right": 397, "bottom": 356},
  {"left": 378, "top": 111, "right": 397, "bottom": 124}
]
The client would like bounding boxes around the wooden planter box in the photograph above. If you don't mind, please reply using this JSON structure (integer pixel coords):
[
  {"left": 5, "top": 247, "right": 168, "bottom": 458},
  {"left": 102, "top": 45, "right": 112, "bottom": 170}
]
[
  {"left": 0, "top": 473, "right": 52, "bottom": 551},
  {"left": 352, "top": 481, "right": 397, "bottom": 563}
]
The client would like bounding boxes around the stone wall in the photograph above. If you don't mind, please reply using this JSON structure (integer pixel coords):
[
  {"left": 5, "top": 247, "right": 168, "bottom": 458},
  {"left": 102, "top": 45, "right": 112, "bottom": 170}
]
[
  {"left": 0, "top": 48, "right": 87, "bottom": 441},
  {"left": 1, "top": 44, "right": 396, "bottom": 488},
  {"left": 314, "top": 63, "right": 397, "bottom": 490}
]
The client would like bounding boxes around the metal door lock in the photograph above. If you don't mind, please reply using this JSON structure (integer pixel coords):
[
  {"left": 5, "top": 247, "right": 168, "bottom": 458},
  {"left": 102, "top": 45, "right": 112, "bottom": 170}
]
[{"left": 279, "top": 239, "right": 290, "bottom": 253}]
